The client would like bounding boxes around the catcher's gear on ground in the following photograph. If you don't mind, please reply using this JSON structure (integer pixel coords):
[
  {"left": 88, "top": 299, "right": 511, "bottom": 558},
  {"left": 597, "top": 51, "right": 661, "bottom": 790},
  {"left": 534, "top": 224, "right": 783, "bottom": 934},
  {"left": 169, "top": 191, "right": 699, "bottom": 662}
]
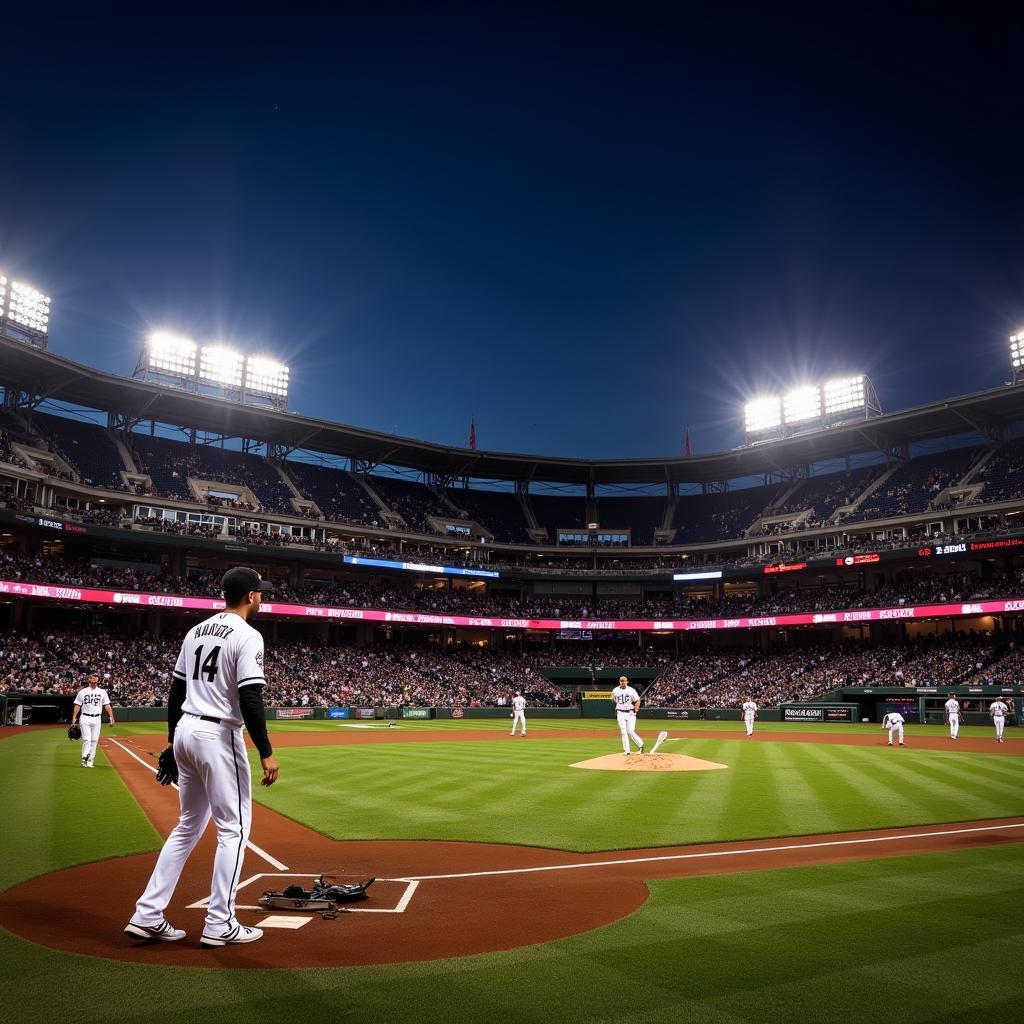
[
  {"left": 155, "top": 746, "right": 179, "bottom": 786},
  {"left": 67, "top": 723, "right": 81, "bottom": 740},
  {"left": 259, "top": 874, "right": 375, "bottom": 916}
]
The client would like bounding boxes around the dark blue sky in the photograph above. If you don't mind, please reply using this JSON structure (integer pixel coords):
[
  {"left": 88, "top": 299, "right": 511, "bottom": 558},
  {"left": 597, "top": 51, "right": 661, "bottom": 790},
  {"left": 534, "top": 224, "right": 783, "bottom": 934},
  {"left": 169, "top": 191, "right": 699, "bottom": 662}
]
[{"left": 1, "top": 13, "right": 1022, "bottom": 461}]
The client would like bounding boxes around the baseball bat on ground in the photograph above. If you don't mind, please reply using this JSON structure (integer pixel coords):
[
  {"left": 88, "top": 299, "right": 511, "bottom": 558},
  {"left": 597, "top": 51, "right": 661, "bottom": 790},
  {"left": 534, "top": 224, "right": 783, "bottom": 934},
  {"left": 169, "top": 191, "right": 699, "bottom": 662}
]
[{"left": 648, "top": 730, "right": 669, "bottom": 755}]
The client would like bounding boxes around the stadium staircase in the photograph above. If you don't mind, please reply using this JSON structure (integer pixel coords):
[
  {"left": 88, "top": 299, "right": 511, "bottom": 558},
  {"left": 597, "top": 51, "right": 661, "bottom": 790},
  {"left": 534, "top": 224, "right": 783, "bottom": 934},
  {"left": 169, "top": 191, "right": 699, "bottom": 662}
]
[
  {"left": 358, "top": 475, "right": 407, "bottom": 530},
  {"left": 830, "top": 461, "right": 904, "bottom": 524},
  {"left": 272, "top": 462, "right": 321, "bottom": 518}
]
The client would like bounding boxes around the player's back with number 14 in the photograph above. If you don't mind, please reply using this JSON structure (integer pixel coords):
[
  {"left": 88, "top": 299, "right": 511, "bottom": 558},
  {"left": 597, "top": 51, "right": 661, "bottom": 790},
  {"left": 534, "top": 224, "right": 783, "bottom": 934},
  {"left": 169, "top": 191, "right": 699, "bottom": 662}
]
[{"left": 125, "top": 566, "right": 280, "bottom": 948}]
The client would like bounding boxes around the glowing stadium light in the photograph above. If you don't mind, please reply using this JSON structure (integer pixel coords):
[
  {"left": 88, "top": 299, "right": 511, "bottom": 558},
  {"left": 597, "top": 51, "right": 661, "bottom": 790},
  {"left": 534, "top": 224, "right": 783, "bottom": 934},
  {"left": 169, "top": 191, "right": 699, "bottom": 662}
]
[
  {"left": 0, "top": 275, "right": 51, "bottom": 340},
  {"left": 783, "top": 385, "right": 822, "bottom": 425},
  {"left": 823, "top": 375, "right": 867, "bottom": 416},
  {"left": 1010, "top": 333, "right": 1024, "bottom": 371},
  {"left": 744, "top": 396, "right": 782, "bottom": 434},
  {"left": 146, "top": 331, "right": 197, "bottom": 376},
  {"left": 244, "top": 355, "right": 290, "bottom": 399},
  {"left": 199, "top": 345, "right": 244, "bottom": 388}
]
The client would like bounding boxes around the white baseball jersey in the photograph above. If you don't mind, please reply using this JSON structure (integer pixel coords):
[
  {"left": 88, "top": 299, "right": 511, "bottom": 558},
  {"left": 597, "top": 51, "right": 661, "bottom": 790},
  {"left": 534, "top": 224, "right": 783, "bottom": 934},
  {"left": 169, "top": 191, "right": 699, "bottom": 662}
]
[
  {"left": 742, "top": 701, "right": 757, "bottom": 716},
  {"left": 74, "top": 687, "right": 111, "bottom": 715},
  {"left": 944, "top": 698, "right": 960, "bottom": 716},
  {"left": 173, "top": 611, "right": 265, "bottom": 726},
  {"left": 512, "top": 695, "right": 526, "bottom": 713},
  {"left": 883, "top": 712, "right": 905, "bottom": 728},
  {"left": 612, "top": 686, "right": 640, "bottom": 712},
  {"left": 990, "top": 700, "right": 1008, "bottom": 719}
]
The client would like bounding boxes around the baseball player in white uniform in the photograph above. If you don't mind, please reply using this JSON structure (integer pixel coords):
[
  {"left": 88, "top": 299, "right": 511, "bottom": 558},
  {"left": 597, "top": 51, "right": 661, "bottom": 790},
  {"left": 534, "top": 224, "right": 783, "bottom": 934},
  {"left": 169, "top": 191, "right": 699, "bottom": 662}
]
[
  {"left": 741, "top": 698, "right": 758, "bottom": 737},
  {"left": 510, "top": 692, "right": 527, "bottom": 736},
  {"left": 71, "top": 671, "right": 115, "bottom": 767},
  {"left": 126, "top": 567, "right": 280, "bottom": 947},
  {"left": 882, "top": 711, "right": 905, "bottom": 746},
  {"left": 990, "top": 698, "right": 1009, "bottom": 743},
  {"left": 612, "top": 675, "right": 644, "bottom": 755},
  {"left": 944, "top": 694, "right": 961, "bottom": 740}
]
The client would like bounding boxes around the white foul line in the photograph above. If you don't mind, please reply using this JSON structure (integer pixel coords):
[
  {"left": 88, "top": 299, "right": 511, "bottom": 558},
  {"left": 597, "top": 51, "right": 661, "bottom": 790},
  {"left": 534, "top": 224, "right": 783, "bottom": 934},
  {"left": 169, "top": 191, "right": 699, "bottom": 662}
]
[
  {"left": 399, "top": 821, "right": 1024, "bottom": 881},
  {"left": 106, "top": 737, "right": 289, "bottom": 872}
]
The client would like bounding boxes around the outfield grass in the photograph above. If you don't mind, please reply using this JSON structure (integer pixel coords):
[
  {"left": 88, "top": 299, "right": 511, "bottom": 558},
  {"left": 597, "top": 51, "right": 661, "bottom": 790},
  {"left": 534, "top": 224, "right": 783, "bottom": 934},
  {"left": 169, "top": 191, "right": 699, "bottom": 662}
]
[{"left": 252, "top": 734, "right": 1023, "bottom": 850}]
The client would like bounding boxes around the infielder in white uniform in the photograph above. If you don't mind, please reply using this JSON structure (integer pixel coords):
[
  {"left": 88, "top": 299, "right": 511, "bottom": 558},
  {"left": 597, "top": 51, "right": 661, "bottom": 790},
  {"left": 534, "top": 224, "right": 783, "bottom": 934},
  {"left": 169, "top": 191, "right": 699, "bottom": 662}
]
[
  {"left": 990, "top": 699, "right": 1009, "bottom": 743},
  {"left": 882, "top": 711, "right": 905, "bottom": 746},
  {"left": 741, "top": 698, "right": 758, "bottom": 737},
  {"left": 612, "top": 676, "right": 644, "bottom": 755},
  {"left": 510, "top": 692, "right": 527, "bottom": 736},
  {"left": 944, "top": 694, "right": 961, "bottom": 740},
  {"left": 71, "top": 672, "right": 115, "bottom": 767},
  {"left": 126, "top": 567, "right": 280, "bottom": 947}
]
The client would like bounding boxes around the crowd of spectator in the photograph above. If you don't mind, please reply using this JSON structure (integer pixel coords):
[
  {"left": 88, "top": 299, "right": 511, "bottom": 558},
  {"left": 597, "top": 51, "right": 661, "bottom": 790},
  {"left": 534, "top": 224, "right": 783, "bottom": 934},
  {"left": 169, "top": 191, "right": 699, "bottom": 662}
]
[
  {"left": 649, "top": 632, "right": 1002, "bottom": 708},
  {"left": 3, "top": 624, "right": 1017, "bottom": 712}
]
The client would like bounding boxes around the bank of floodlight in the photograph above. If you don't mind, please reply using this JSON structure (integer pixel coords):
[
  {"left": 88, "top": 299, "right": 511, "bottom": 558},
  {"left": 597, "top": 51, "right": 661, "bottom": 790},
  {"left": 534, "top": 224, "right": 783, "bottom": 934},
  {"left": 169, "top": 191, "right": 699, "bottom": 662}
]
[
  {"left": 744, "top": 395, "right": 782, "bottom": 435},
  {"left": 783, "top": 385, "right": 822, "bottom": 424},
  {"left": 244, "top": 355, "right": 290, "bottom": 399},
  {"left": 8, "top": 280, "right": 51, "bottom": 334},
  {"left": 1010, "top": 333, "right": 1024, "bottom": 375},
  {"left": 146, "top": 331, "right": 197, "bottom": 376},
  {"left": 199, "top": 345, "right": 244, "bottom": 389},
  {"left": 823, "top": 375, "right": 867, "bottom": 416}
]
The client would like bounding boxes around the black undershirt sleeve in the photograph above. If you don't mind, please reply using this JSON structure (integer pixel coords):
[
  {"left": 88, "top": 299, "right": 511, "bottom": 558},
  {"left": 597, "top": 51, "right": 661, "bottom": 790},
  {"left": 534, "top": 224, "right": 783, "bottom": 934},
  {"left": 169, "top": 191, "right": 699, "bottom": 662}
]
[
  {"left": 238, "top": 684, "right": 273, "bottom": 759},
  {"left": 167, "top": 677, "right": 186, "bottom": 743}
]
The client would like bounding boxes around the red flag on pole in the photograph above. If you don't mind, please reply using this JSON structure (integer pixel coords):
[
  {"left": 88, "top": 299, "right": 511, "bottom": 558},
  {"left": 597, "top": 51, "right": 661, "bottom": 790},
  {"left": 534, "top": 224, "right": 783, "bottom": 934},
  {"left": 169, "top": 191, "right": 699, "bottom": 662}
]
[
  {"left": 684, "top": 427, "right": 691, "bottom": 458},
  {"left": 469, "top": 419, "right": 477, "bottom": 450}
]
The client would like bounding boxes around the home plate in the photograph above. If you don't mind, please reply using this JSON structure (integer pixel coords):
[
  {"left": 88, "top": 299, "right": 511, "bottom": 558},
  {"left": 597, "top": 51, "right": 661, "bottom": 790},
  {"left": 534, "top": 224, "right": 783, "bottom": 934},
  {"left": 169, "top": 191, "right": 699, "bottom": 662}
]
[
  {"left": 258, "top": 915, "right": 313, "bottom": 929},
  {"left": 570, "top": 753, "right": 729, "bottom": 772}
]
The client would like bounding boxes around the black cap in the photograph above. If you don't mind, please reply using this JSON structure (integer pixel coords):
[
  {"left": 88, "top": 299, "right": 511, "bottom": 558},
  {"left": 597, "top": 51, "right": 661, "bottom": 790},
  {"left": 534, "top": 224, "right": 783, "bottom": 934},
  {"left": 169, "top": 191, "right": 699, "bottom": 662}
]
[{"left": 221, "top": 567, "right": 273, "bottom": 601}]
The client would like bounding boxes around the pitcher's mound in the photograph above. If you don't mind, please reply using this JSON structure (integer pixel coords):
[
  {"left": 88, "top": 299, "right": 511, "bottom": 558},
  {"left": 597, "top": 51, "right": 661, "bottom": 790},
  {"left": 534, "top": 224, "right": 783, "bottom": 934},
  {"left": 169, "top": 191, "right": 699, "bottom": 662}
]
[{"left": 570, "top": 753, "right": 729, "bottom": 772}]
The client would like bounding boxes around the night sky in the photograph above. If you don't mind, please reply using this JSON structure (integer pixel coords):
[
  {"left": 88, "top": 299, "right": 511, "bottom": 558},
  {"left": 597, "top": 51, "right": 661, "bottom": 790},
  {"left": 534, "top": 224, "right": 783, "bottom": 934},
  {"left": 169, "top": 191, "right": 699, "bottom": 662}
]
[{"left": 1, "top": 13, "right": 1022, "bottom": 464}]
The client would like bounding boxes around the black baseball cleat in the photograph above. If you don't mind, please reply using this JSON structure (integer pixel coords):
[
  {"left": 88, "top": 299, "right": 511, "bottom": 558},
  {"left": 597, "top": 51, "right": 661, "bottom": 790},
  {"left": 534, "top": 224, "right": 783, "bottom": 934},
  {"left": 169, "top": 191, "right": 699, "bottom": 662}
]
[
  {"left": 200, "top": 924, "right": 263, "bottom": 947},
  {"left": 124, "top": 919, "right": 186, "bottom": 942}
]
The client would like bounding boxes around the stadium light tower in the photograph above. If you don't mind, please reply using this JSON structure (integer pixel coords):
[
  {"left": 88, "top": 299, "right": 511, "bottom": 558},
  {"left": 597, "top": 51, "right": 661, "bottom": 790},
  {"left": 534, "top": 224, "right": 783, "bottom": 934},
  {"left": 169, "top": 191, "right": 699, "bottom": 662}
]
[
  {"left": 822, "top": 375, "right": 881, "bottom": 423},
  {"left": 133, "top": 331, "right": 290, "bottom": 410},
  {"left": 783, "top": 385, "right": 822, "bottom": 426},
  {"left": 1010, "top": 333, "right": 1024, "bottom": 383},
  {"left": 744, "top": 395, "right": 783, "bottom": 441},
  {"left": 243, "top": 355, "right": 290, "bottom": 409},
  {"left": 0, "top": 274, "right": 52, "bottom": 349},
  {"left": 199, "top": 345, "right": 245, "bottom": 392}
]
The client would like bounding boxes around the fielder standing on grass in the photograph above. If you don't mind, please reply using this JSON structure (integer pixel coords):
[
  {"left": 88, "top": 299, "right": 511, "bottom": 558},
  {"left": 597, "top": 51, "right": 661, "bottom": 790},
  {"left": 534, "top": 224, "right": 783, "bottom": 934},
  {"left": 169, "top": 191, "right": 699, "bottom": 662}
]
[
  {"left": 510, "top": 691, "right": 527, "bottom": 736},
  {"left": 741, "top": 696, "right": 758, "bottom": 737},
  {"left": 71, "top": 671, "right": 115, "bottom": 768},
  {"left": 612, "top": 675, "right": 644, "bottom": 755},
  {"left": 989, "top": 697, "right": 1008, "bottom": 744},
  {"left": 125, "top": 567, "right": 280, "bottom": 947},
  {"left": 944, "top": 693, "right": 961, "bottom": 741}
]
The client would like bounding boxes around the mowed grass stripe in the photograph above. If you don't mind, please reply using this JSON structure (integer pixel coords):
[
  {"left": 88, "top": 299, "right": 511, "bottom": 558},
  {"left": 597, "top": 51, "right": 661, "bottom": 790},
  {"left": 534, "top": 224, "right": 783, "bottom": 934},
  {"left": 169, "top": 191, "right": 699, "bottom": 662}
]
[
  {"left": 252, "top": 736, "right": 1024, "bottom": 851},
  {"left": 0, "top": 730, "right": 161, "bottom": 894},
  {"left": 837, "top": 744, "right": 1013, "bottom": 822}
]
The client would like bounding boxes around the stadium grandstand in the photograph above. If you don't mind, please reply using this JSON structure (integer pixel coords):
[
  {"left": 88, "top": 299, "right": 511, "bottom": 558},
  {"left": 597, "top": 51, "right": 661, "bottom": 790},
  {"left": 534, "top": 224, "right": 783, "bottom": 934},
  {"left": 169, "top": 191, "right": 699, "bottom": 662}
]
[{"left": 3, "top": 330, "right": 1024, "bottom": 722}]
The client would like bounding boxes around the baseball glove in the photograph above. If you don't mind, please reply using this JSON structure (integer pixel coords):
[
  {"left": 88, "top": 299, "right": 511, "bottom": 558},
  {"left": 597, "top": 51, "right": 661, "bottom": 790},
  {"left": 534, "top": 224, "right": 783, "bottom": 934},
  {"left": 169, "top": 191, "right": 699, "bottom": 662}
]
[
  {"left": 67, "top": 723, "right": 81, "bottom": 741},
  {"left": 155, "top": 746, "right": 179, "bottom": 786}
]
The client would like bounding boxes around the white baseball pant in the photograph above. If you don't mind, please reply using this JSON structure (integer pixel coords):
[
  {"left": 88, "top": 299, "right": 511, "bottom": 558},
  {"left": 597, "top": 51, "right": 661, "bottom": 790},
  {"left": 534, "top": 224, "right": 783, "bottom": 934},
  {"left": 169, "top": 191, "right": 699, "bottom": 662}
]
[
  {"left": 994, "top": 715, "right": 1005, "bottom": 740},
  {"left": 511, "top": 710, "right": 526, "bottom": 735},
  {"left": 888, "top": 723, "right": 904, "bottom": 745},
  {"left": 132, "top": 714, "right": 252, "bottom": 933},
  {"left": 948, "top": 714, "right": 959, "bottom": 739},
  {"left": 744, "top": 713, "right": 755, "bottom": 736},
  {"left": 618, "top": 711, "right": 643, "bottom": 753},
  {"left": 79, "top": 715, "right": 102, "bottom": 763}
]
